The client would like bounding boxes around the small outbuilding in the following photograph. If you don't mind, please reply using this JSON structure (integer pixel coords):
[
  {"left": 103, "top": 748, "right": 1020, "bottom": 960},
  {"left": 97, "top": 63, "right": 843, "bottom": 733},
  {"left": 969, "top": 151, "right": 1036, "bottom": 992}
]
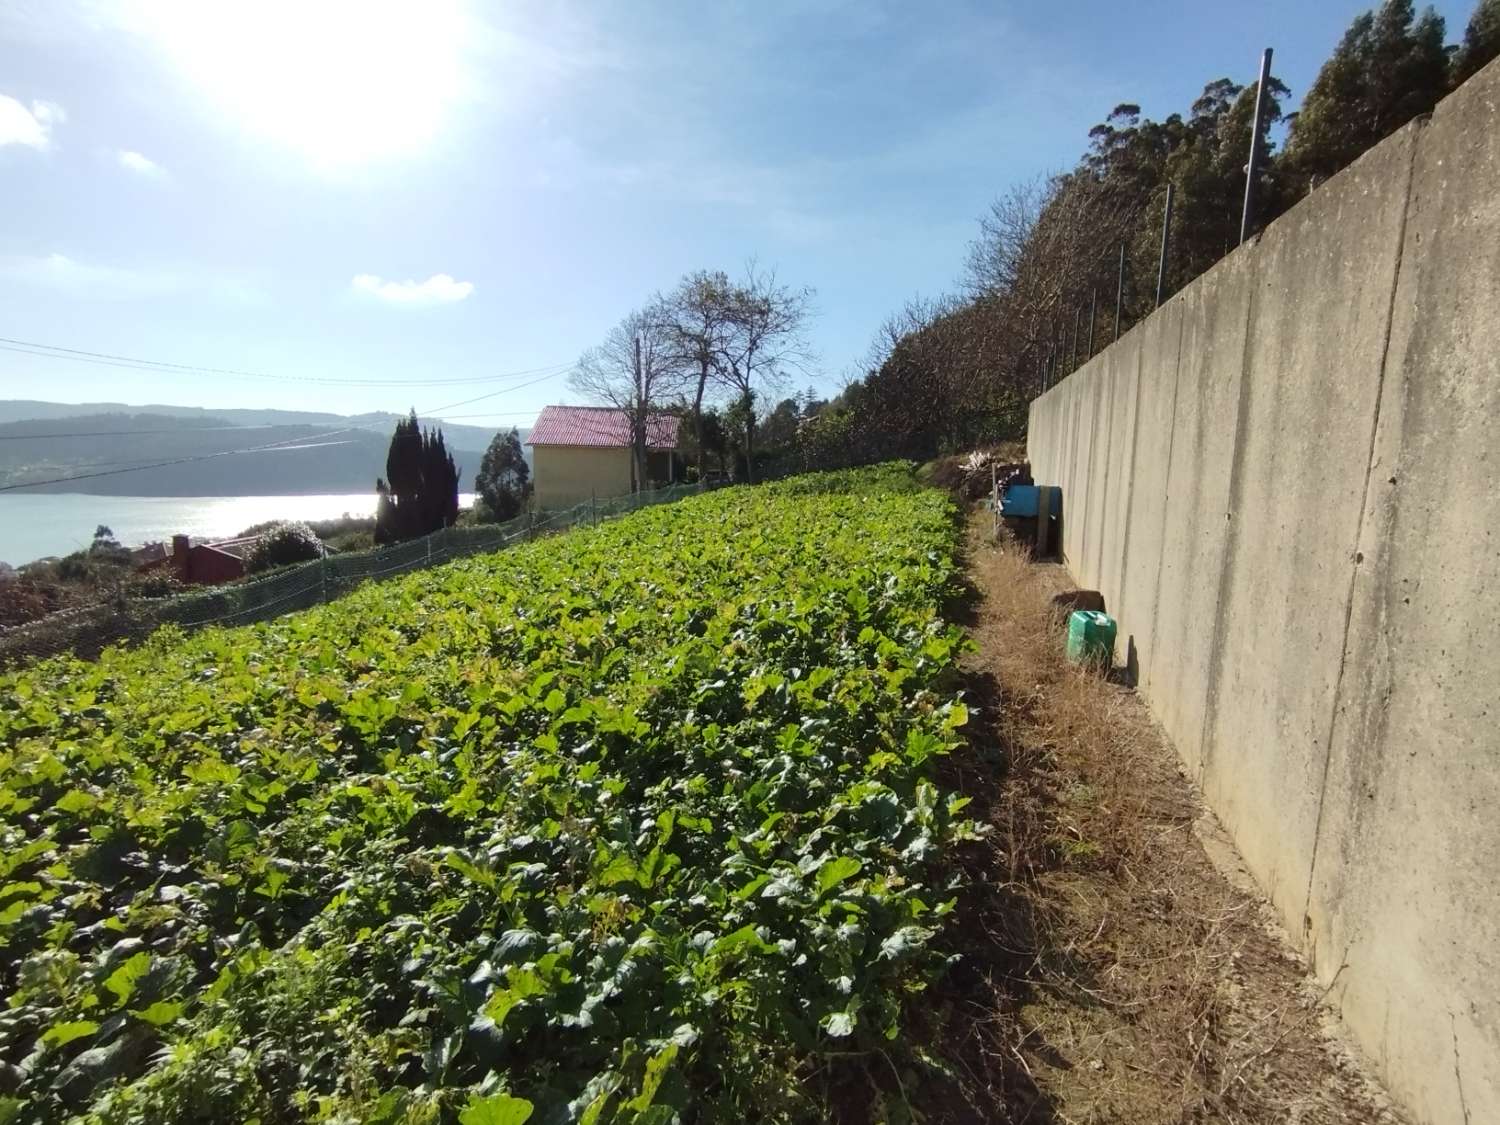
[
  {"left": 526, "top": 406, "right": 681, "bottom": 510},
  {"left": 138, "top": 534, "right": 247, "bottom": 586}
]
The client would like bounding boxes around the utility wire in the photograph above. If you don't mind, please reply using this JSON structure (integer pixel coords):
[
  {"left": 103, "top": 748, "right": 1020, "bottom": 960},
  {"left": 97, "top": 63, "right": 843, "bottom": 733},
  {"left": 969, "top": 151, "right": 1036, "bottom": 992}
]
[
  {"left": 0, "top": 336, "right": 572, "bottom": 387},
  {"left": 0, "top": 373, "right": 572, "bottom": 441},
  {"left": 420, "top": 368, "right": 574, "bottom": 415},
  {"left": 0, "top": 362, "right": 576, "bottom": 490},
  {"left": 0, "top": 430, "right": 361, "bottom": 493},
  {"left": 0, "top": 426, "right": 281, "bottom": 441}
]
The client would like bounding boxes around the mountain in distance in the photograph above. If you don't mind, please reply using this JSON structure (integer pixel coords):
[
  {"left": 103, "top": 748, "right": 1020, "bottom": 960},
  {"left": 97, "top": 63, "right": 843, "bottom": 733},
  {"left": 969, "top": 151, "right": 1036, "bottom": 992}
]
[{"left": 0, "top": 401, "right": 531, "bottom": 497}]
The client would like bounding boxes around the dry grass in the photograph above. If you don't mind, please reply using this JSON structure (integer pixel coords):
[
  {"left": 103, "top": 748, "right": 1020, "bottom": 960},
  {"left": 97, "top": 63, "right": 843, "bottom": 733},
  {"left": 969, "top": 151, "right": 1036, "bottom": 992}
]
[{"left": 928, "top": 515, "right": 1404, "bottom": 1125}]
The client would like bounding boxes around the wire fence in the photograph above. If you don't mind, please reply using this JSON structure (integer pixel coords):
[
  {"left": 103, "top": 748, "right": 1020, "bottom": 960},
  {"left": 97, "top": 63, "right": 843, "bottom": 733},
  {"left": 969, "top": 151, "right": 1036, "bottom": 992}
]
[
  {"left": 0, "top": 482, "right": 706, "bottom": 666},
  {"left": 1034, "top": 47, "right": 1277, "bottom": 397}
]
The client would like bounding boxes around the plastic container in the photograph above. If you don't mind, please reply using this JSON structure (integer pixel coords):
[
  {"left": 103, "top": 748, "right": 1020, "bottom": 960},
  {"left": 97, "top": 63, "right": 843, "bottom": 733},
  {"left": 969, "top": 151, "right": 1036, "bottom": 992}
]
[
  {"left": 1066, "top": 610, "right": 1117, "bottom": 666},
  {"left": 1000, "top": 483, "right": 1040, "bottom": 517}
]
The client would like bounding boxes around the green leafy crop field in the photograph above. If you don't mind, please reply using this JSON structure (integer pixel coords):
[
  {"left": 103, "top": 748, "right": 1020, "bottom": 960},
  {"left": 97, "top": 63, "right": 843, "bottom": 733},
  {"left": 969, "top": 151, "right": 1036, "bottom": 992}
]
[{"left": 0, "top": 465, "right": 979, "bottom": 1124}]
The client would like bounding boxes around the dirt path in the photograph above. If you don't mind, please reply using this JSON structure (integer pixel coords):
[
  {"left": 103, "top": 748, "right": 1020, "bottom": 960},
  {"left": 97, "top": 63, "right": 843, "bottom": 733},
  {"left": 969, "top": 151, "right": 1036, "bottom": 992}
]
[{"left": 939, "top": 516, "right": 1405, "bottom": 1125}]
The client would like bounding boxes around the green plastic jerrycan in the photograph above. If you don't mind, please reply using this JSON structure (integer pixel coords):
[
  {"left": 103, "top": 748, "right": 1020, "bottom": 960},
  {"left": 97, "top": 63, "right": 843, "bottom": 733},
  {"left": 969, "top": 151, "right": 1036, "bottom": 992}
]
[{"left": 1066, "top": 610, "right": 1117, "bottom": 666}]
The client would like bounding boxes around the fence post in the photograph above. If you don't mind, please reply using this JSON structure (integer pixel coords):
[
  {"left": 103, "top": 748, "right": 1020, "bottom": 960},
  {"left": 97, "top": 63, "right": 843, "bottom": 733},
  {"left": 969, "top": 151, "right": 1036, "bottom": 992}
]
[
  {"left": 1114, "top": 243, "right": 1126, "bottom": 342},
  {"left": 320, "top": 555, "right": 329, "bottom": 603},
  {"left": 1240, "top": 47, "right": 1275, "bottom": 245},
  {"left": 1087, "top": 288, "right": 1097, "bottom": 359},
  {"left": 1156, "top": 181, "right": 1175, "bottom": 308},
  {"left": 991, "top": 460, "right": 998, "bottom": 539},
  {"left": 591, "top": 489, "right": 596, "bottom": 527}
]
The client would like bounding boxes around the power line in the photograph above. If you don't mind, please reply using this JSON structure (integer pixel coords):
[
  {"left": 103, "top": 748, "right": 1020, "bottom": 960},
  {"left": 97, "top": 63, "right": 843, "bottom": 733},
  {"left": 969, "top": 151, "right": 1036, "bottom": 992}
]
[
  {"left": 429, "top": 410, "right": 543, "bottom": 420},
  {"left": 0, "top": 365, "right": 575, "bottom": 490},
  {"left": 419, "top": 368, "right": 574, "bottom": 415},
  {"left": 0, "top": 336, "right": 572, "bottom": 387},
  {"left": 0, "top": 425, "right": 282, "bottom": 441},
  {"left": 0, "top": 430, "right": 361, "bottom": 493}
]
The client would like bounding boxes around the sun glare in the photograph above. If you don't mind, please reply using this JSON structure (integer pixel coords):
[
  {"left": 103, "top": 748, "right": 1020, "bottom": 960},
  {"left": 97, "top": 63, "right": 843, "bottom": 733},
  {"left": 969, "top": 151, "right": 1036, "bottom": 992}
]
[{"left": 136, "top": 0, "right": 471, "bottom": 168}]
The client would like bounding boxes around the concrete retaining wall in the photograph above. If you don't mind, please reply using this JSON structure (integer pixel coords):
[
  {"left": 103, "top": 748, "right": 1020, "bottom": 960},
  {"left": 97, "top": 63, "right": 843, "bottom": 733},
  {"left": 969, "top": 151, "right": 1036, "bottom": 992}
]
[{"left": 1026, "top": 59, "right": 1500, "bottom": 1125}]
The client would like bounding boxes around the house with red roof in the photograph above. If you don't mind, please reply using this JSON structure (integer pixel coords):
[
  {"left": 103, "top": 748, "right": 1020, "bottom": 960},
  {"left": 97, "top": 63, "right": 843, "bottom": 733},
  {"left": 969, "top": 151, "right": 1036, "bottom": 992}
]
[{"left": 526, "top": 405, "right": 682, "bottom": 510}]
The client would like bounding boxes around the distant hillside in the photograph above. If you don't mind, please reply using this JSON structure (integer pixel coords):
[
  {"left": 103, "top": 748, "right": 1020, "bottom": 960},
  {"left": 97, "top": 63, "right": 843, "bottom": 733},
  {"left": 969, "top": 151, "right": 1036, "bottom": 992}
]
[{"left": 0, "top": 403, "right": 530, "bottom": 496}]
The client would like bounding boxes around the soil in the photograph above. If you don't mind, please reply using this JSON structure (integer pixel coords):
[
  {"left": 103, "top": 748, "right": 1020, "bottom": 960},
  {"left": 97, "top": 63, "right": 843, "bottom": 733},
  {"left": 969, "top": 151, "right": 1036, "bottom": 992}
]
[{"left": 934, "top": 513, "right": 1406, "bottom": 1125}]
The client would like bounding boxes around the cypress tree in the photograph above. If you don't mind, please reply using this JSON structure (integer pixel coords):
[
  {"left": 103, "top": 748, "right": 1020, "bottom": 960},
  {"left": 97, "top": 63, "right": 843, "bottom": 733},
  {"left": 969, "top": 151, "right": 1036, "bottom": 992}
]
[{"left": 375, "top": 410, "right": 461, "bottom": 544}]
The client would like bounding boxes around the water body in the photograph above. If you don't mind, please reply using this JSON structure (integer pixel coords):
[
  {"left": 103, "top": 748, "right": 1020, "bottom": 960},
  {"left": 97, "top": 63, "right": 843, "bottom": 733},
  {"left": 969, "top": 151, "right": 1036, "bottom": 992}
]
[{"left": 0, "top": 492, "right": 477, "bottom": 566}]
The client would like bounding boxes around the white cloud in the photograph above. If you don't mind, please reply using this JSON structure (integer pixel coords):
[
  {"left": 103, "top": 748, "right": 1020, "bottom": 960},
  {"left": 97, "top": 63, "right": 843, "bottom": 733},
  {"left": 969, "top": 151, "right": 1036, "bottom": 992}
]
[
  {"left": 351, "top": 273, "right": 474, "bottom": 306},
  {"left": 116, "top": 149, "right": 165, "bottom": 177},
  {"left": 0, "top": 95, "right": 64, "bottom": 149}
]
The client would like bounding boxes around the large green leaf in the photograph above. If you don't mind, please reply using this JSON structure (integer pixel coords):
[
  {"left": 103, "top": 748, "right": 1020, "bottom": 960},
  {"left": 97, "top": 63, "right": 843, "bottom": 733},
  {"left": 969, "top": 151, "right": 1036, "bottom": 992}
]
[{"left": 459, "top": 1093, "right": 533, "bottom": 1125}]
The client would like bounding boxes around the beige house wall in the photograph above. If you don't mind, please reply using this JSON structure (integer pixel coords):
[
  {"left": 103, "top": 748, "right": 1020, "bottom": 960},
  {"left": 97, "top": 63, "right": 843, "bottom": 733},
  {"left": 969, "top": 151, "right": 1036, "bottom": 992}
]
[{"left": 532, "top": 445, "right": 633, "bottom": 510}]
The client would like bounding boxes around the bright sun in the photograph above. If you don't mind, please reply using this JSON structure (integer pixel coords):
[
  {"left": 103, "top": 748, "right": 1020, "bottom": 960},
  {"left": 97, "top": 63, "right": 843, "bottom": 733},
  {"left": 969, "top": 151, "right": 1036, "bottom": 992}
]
[{"left": 136, "top": 0, "right": 472, "bottom": 167}]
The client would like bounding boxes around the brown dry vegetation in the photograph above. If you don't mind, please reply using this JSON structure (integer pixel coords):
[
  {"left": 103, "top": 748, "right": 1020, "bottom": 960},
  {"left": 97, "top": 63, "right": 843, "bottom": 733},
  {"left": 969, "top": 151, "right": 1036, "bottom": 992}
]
[{"left": 928, "top": 513, "right": 1404, "bottom": 1125}]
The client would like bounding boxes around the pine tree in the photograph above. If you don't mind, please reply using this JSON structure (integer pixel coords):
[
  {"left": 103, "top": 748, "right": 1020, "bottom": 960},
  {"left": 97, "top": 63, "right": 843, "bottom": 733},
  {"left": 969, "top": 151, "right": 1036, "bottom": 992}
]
[
  {"left": 1282, "top": 1, "right": 1450, "bottom": 193},
  {"left": 1455, "top": 0, "right": 1500, "bottom": 85},
  {"left": 374, "top": 411, "right": 460, "bottom": 544}
]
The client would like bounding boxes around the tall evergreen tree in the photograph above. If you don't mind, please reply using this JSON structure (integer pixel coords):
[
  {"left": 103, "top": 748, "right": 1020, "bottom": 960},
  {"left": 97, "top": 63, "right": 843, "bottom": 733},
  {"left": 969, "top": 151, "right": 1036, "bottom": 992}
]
[
  {"left": 374, "top": 411, "right": 460, "bottom": 544},
  {"left": 1454, "top": 0, "right": 1500, "bottom": 85},
  {"left": 1282, "top": 1, "right": 1450, "bottom": 193}
]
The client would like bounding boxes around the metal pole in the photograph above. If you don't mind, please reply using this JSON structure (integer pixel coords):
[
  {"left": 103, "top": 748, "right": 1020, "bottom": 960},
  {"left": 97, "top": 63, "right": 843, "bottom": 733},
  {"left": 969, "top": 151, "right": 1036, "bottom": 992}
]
[
  {"left": 991, "top": 461, "right": 998, "bottom": 539},
  {"left": 1070, "top": 306, "right": 1081, "bottom": 371},
  {"left": 1114, "top": 243, "right": 1126, "bottom": 342},
  {"left": 1087, "top": 289, "right": 1097, "bottom": 358},
  {"left": 1155, "top": 182, "right": 1175, "bottom": 309},
  {"left": 1240, "top": 47, "right": 1274, "bottom": 245}
]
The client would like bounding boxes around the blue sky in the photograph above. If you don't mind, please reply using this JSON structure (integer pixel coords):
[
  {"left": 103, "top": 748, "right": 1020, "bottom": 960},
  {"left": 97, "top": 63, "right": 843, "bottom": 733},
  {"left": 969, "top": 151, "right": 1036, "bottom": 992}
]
[{"left": 0, "top": 0, "right": 1474, "bottom": 429}]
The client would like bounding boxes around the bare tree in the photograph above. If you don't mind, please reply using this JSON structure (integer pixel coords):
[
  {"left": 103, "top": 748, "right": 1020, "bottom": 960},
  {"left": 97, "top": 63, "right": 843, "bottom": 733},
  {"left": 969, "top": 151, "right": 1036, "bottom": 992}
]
[
  {"left": 861, "top": 294, "right": 959, "bottom": 375},
  {"left": 962, "top": 176, "right": 1048, "bottom": 299},
  {"left": 715, "top": 263, "right": 815, "bottom": 483},
  {"left": 569, "top": 306, "right": 684, "bottom": 492},
  {"left": 660, "top": 270, "right": 735, "bottom": 480}
]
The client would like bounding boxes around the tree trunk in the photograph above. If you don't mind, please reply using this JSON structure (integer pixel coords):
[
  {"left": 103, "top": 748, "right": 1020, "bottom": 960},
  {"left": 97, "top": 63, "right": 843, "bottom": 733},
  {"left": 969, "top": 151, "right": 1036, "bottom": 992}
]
[
  {"left": 744, "top": 412, "right": 756, "bottom": 485},
  {"left": 692, "top": 361, "right": 709, "bottom": 480}
]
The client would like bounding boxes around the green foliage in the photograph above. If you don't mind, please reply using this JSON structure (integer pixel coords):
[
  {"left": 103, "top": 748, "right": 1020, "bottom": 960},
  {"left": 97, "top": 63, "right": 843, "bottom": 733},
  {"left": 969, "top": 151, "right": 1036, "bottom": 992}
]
[
  {"left": 245, "top": 521, "right": 326, "bottom": 575},
  {"left": 0, "top": 466, "right": 978, "bottom": 1123},
  {"left": 474, "top": 429, "right": 531, "bottom": 523},
  {"left": 376, "top": 410, "right": 461, "bottom": 544},
  {"left": 1282, "top": 0, "right": 1451, "bottom": 191},
  {"left": 1455, "top": 0, "right": 1500, "bottom": 84}
]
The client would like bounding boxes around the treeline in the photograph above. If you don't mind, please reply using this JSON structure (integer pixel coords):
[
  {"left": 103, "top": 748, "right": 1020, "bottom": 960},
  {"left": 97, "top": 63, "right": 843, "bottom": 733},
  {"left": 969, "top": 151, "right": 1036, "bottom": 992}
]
[{"left": 794, "top": 0, "right": 1500, "bottom": 470}]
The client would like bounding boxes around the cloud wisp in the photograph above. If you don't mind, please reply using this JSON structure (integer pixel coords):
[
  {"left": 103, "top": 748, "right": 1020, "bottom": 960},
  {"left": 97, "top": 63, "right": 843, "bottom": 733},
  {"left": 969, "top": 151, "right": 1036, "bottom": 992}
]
[
  {"left": 0, "top": 252, "right": 262, "bottom": 303},
  {"left": 351, "top": 273, "right": 474, "bottom": 306},
  {"left": 117, "top": 149, "right": 166, "bottom": 177},
  {"left": 0, "top": 95, "right": 64, "bottom": 149}
]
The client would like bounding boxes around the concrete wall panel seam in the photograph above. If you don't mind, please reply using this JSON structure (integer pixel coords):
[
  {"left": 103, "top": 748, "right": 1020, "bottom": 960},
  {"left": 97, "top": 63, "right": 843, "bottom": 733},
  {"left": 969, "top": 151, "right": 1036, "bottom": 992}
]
[
  {"left": 1140, "top": 306, "right": 1188, "bottom": 699},
  {"left": 1299, "top": 116, "right": 1425, "bottom": 933},
  {"left": 1194, "top": 262, "right": 1263, "bottom": 788}
]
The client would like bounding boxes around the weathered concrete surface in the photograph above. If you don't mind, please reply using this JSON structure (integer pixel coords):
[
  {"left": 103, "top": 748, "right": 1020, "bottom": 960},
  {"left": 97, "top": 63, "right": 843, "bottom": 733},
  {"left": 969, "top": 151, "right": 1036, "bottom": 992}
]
[
  {"left": 1093, "top": 344, "right": 1140, "bottom": 622},
  {"left": 1024, "top": 56, "right": 1500, "bottom": 1125},
  {"left": 1081, "top": 355, "right": 1116, "bottom": 593},
  {"left": 1200, "top": 122, "right": 1421, "bottom": 938},
  {"left": 1113, "top": 304, "right": 1182, "bottom": 677},
  {"left": 1145, "top": 254, "right": 1253, "bottom": 774},
  {"left": 1061, "top": 362, "right": 1100, "bottom": 570},
  {"left": 1306, "top": 63, "right": 1500, "bottom": 1124}
]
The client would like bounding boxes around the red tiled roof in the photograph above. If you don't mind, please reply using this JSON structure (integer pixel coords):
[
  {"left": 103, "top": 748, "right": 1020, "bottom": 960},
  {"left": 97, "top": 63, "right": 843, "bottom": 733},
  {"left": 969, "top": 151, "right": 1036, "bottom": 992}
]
[{"left": 526, "top": 405, "right": 681, "bottom": 450}]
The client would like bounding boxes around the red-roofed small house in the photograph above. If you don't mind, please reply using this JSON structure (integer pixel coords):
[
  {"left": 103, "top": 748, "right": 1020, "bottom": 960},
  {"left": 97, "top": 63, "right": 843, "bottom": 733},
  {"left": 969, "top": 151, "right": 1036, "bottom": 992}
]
[{"left": 526, "top": 406, "right": 681, "bottom": 509}]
